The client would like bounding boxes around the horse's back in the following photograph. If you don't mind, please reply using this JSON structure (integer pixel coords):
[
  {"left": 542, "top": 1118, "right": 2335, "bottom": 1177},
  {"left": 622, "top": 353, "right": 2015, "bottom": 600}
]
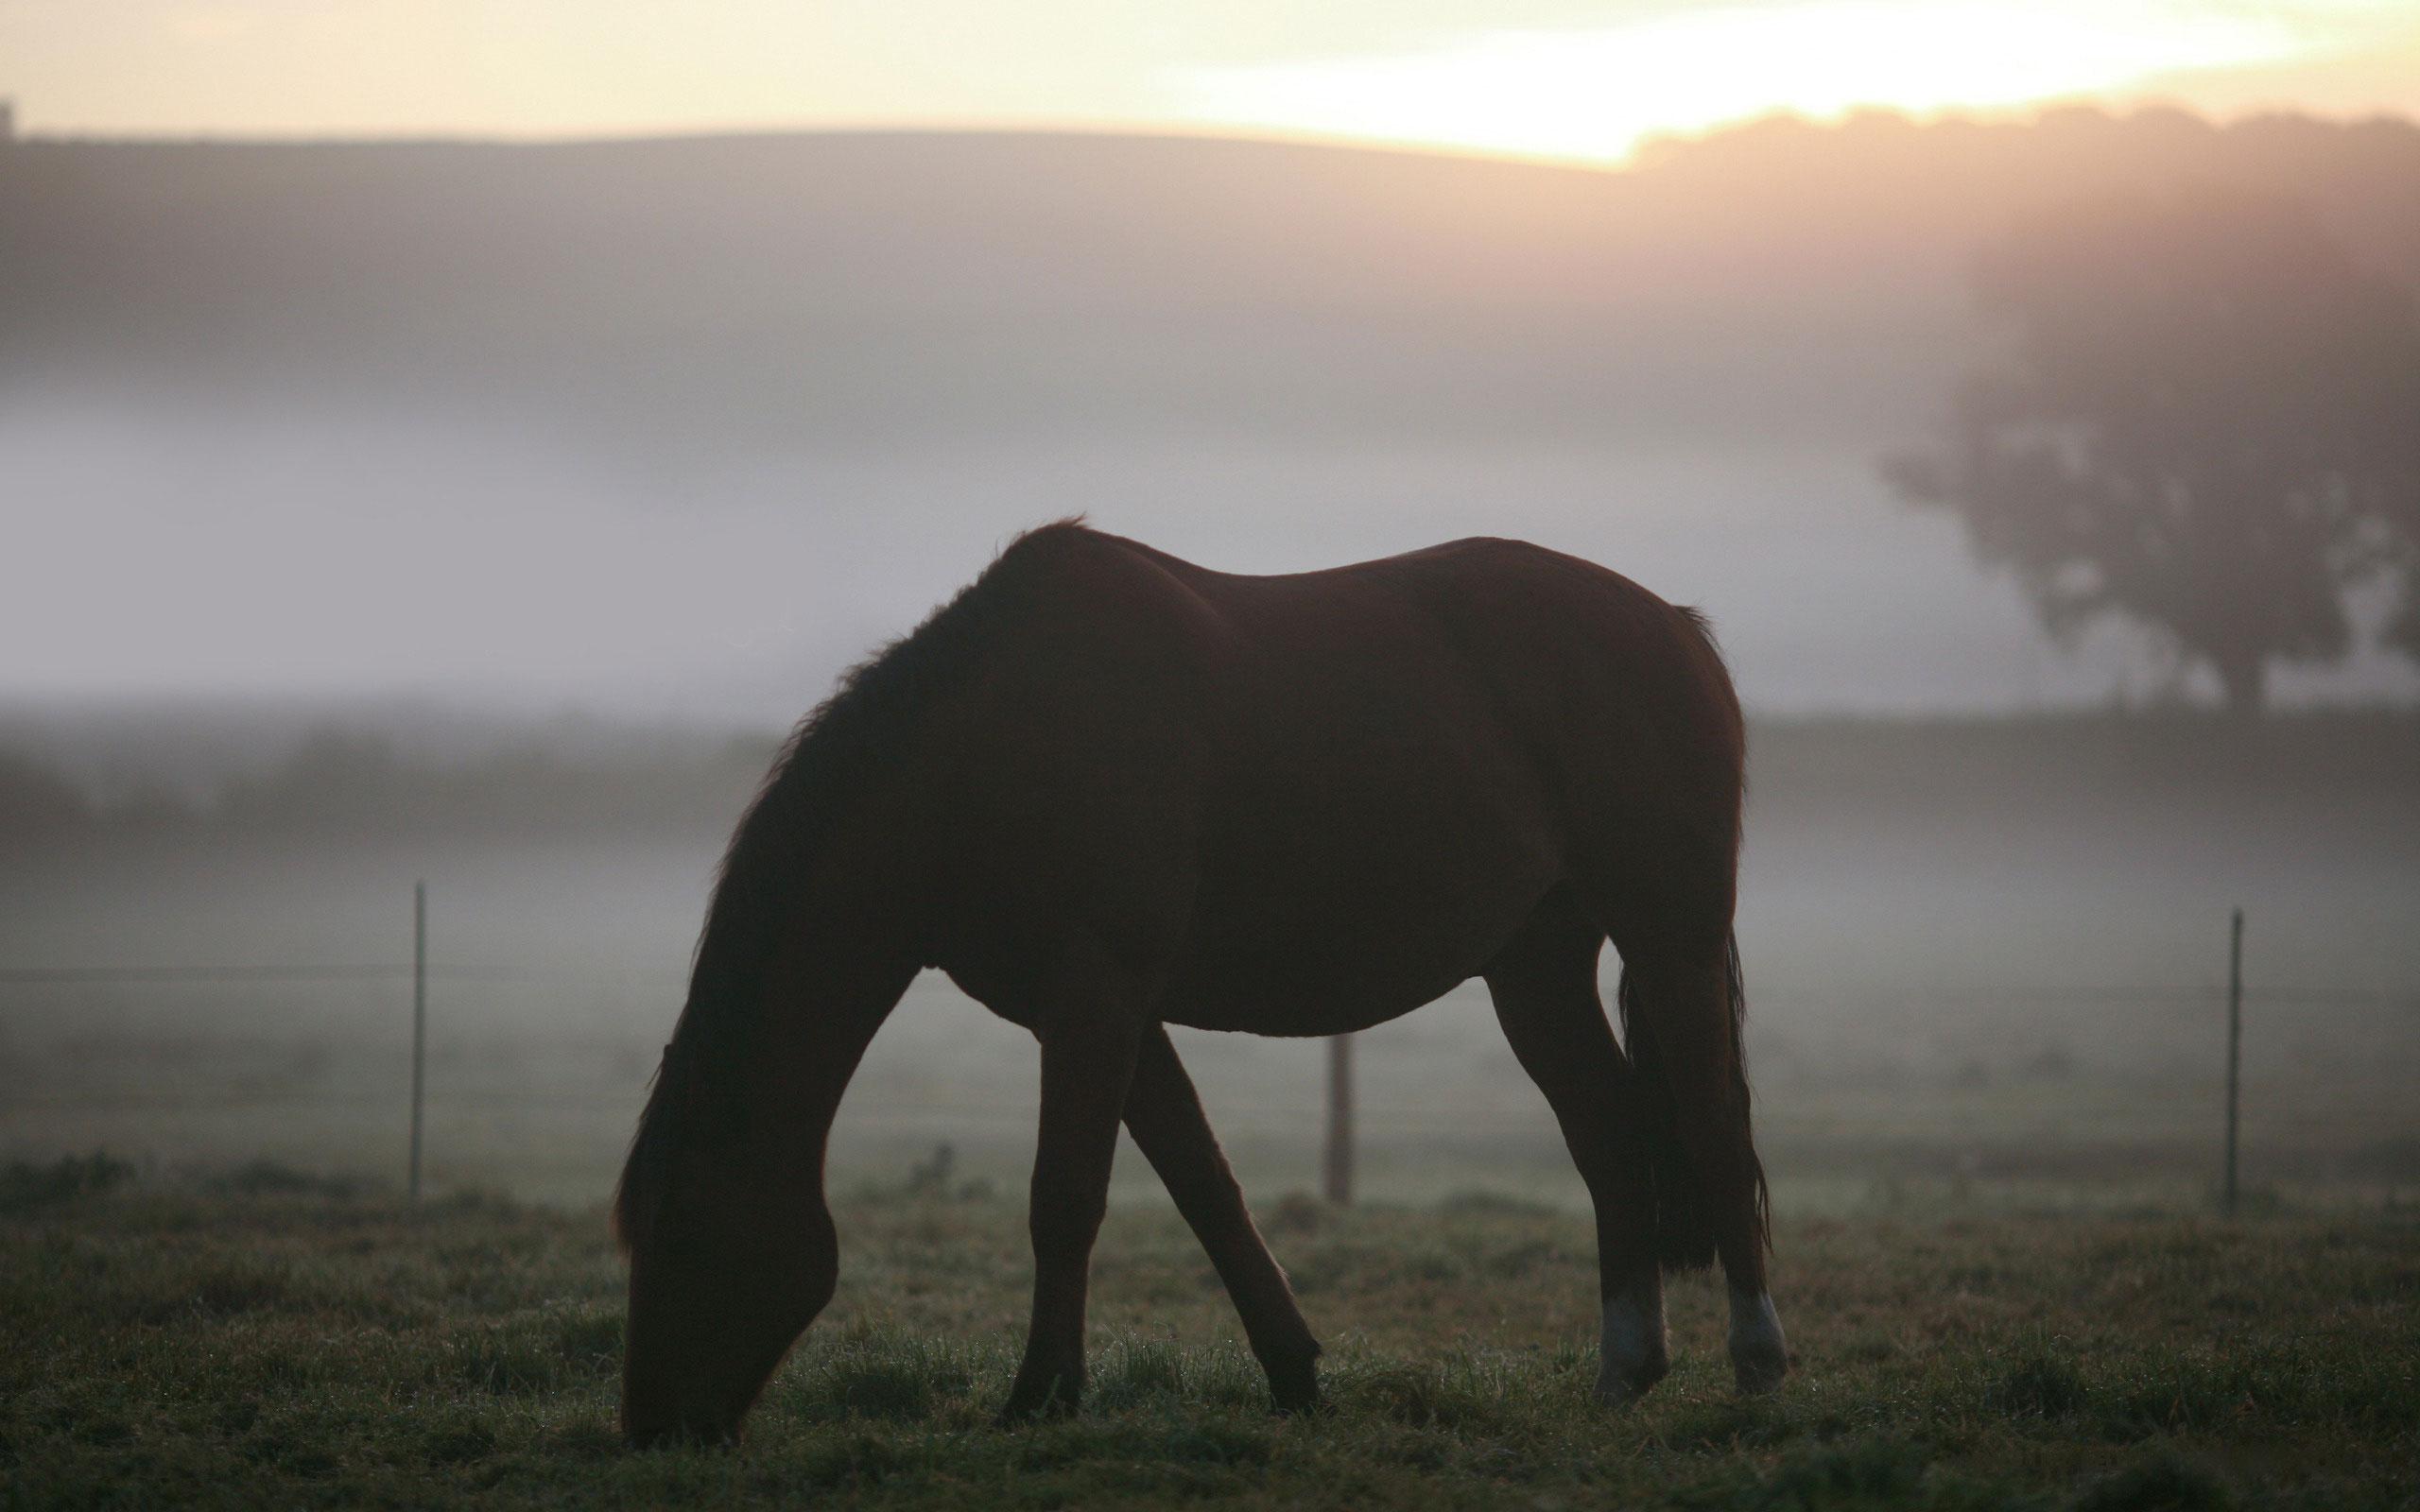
[
  {"left": 939, "top": 528, "right": 1740, "bottom": 1030},
  {"left": 1178, "top": 533, "right": 1743, "bottom": 858}
]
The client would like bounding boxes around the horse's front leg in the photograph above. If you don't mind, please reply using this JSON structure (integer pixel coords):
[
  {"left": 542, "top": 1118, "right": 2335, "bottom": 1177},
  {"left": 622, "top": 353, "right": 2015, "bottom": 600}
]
[
  {"left": 1000, "top": 937, "right": 1148, "bottom": 1421},
  {"left": 1124, "top": 1023, "right": 1322, "bottom": 1413}
]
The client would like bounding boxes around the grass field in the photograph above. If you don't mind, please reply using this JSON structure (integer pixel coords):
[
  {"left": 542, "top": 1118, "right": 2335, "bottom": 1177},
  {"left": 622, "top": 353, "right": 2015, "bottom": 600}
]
[
  {"left": 3, "top": 715, "right": 2415, "bottom": 1504},
  {"left": 5, "top": 1167, "right": 2415, "bottom": 1509}
]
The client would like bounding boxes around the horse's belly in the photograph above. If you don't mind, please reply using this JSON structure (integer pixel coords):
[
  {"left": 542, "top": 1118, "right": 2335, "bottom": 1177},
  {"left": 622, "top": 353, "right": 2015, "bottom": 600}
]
[
  {"left": 1162, "top": 816, "right": 1558, "bottom": 1036},
  {"left": 1156, "top": 974, "right": 1458, "bottom": 1037}
]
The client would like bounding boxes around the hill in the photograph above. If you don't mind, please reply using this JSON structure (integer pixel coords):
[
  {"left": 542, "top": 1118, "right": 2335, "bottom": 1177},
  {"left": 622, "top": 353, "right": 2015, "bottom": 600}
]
[{"left": 6, "top": 110, "right": 2416, "bottom": 461}]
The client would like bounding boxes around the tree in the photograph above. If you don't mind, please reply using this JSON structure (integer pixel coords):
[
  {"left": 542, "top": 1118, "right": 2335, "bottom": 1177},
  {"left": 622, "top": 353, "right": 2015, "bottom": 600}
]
[
  {"left": 1886, "top": 190, "right": 2420, "bottom": 714},
  {"left": 0, "top": 749, "right": 92, "bottom": 840}
]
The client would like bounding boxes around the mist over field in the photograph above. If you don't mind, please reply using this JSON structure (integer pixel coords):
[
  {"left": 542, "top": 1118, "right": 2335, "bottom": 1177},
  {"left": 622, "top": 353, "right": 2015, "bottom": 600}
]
[
  {"left": 5, "top": 109, "right": 2419, "bottom": 1211},
  {"left": 5, "top": 711, "right": 2414, "bottom": 1209}
]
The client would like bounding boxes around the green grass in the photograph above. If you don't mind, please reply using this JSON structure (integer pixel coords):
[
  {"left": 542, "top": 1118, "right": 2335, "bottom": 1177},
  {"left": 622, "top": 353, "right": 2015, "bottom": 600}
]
[{"left": 3, "top": 1174, "right": 2415, "bottom": 1509}]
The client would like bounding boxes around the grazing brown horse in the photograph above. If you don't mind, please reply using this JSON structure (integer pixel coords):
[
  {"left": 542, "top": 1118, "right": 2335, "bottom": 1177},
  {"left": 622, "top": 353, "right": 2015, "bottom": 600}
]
[{"left": 614, "top": 522, "right": 1786, "bottom": 1446}]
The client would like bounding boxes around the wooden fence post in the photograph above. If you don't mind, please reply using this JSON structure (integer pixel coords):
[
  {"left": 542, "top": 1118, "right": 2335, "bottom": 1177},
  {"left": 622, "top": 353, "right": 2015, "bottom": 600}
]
[
  {"left": 2223, "top": 906, "right": 2242, "bottom": 1217},
  {"left": 1323, "top": 1033, "right": 1355, "bottom": 1206},
  {"left": 409, "top": 881, "right": 427, "bottom": 1204}
]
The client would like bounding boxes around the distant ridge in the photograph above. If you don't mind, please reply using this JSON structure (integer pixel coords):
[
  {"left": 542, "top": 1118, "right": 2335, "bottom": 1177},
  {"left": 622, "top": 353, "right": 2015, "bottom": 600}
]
[{"left": 5, "top": 111, "right": 2414, "bottom": 459}]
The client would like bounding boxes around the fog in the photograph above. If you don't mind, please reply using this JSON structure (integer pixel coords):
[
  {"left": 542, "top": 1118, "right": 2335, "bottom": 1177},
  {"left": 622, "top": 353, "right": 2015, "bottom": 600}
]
[
  {"left": 4, "top": 404, "right": 2186, "bottom": 717},
  {"left": 4, "top": 110, "right": 2417, "bottom": 1209},
  {"left": 7, "top": 715, "right": 2413, "bottom": 1209}
]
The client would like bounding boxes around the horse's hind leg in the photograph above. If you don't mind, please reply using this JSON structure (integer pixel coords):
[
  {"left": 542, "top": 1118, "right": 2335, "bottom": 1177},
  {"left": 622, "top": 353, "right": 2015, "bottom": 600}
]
[
  {"left": 1001, "top": 936, "right": 1149, "bottom": 1421},
  {"left": 1483, "top": 897, "right": 1669, "bottom": 1405},
  {"left": 1123, "top": 1025, "right": 1322, "bottom": 1413},
  {"left": 1619, "top": 940, "right": 1788, "bottom": 1395}
]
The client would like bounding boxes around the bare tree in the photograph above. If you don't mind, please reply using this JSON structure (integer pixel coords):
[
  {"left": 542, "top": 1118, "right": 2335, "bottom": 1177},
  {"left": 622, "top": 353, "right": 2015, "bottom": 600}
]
[{"left": 1886, "top": 190, "right": 2420, "bottom": 713}]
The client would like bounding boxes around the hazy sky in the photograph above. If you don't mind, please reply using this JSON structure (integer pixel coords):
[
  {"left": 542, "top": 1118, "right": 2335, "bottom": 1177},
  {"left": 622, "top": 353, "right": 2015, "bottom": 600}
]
[{"left": 7, "top": 0, "right": 2419, "bottom": 161}]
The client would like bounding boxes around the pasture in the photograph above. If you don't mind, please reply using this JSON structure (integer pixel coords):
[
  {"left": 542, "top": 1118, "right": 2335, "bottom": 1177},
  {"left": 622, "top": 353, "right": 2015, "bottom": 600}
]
[
  {"left": 4, "top": 1170, "right": 2415, "bottom": 1509},
  {"left": 4, "top": 715, "right": 2416, "bottom": 1503}
]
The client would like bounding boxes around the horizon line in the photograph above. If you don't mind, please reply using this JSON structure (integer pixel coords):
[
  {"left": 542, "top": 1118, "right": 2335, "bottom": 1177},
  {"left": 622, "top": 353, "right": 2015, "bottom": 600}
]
[{"left": 9, "top": 100, "right": 2417, "bottom": 174}]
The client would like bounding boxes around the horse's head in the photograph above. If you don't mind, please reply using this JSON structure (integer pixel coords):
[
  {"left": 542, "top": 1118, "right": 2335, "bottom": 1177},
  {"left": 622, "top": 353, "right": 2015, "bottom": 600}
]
[{"left": 617, "top": 1096, "right": 838, "bottom": 1449}]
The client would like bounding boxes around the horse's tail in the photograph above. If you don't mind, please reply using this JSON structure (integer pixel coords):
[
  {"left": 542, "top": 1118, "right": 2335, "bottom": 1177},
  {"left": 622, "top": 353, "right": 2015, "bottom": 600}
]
[{"left": 1617, "top": 931, "right": 1768, "bottom": 1274}]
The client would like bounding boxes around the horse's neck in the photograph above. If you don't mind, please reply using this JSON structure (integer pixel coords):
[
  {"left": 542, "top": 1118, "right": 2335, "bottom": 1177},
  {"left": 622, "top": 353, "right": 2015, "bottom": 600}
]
[
  {"left": 708, "top": 853, "right": 923, "bottom": 1141},
  {"left": 680, "top": 748, "right": 943, "bottom": 1159},
  {"left": 764, "top": 944, "right": 915, "bottom": 1126}
]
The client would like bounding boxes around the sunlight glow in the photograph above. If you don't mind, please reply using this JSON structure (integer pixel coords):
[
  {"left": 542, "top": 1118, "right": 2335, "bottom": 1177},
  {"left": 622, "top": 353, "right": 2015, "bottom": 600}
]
[{"left": 1178, "top": 1, "right": 2327, "bottom": 163}]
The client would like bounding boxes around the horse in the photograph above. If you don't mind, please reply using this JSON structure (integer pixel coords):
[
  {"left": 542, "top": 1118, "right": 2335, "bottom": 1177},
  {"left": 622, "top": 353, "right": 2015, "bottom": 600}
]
[{"left": 614, "top": 521, "right": 1787, "bottom": 1446}]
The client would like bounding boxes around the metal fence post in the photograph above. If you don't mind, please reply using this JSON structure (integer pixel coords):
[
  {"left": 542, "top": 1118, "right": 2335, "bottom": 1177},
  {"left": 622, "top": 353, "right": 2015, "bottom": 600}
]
[{"left": 409, "top": 881, "right": 427, "bottom": 1204}]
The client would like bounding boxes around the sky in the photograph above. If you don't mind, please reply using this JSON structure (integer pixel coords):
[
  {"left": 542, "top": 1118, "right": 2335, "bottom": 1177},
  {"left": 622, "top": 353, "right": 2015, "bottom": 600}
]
[{"left": 5, "top": 0, "right": 2420, "bottom": 162}]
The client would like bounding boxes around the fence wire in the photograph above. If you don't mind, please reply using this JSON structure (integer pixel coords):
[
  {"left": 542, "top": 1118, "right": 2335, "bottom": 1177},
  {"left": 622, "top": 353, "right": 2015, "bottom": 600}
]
[{"left": 2, "top": 964, "right": 2408, "bottom": 1007}]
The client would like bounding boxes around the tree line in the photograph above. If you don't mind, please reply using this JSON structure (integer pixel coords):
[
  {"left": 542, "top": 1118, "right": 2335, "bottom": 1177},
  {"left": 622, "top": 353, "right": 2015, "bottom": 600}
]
[{"left": 0, "top": 730, "right": 774, "bottom": 843}]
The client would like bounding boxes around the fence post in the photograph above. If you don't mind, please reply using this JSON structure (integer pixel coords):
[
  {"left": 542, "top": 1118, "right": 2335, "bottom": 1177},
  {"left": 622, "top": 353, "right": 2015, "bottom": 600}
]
[
  {"left": 2222, "top": 906, "right": 2242, "bottom": 1217},
  {"left": 409, "top": 881, "right": 427, "bottom": 1204},
  {"left": 1323, "top": 1033, "right": 1355, "bottom": 1206}
]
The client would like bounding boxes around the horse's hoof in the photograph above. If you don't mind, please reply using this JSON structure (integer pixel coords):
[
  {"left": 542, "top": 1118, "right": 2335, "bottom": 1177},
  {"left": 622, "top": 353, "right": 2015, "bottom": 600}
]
[
  {"left": 622, "top": 1421, "right": 739, "bottom": 1452},
  {"left": 1728, "top": 1289, "right": 1789, "bottom": 1396},
  {"left": 1595, "top": 1286, "right": 1670, "bottom": 1408},
  {"left": 994, "top": 1393, "right": 1078, "bottom": 1427},
  {"left": 995, "top": 1376, "right": 1080, "bottom": 1426},
  {"left": 994, "top": 1400, "right": 1071, "bottom": 1427},
  {"left": 1734, "top": 1357, "right": 1788, "bottom": 1396},
  {"left": 1266, "top": 1356, "right": 1323, "bottom": 1417},
  {"left": 1593, "top": 1352, "right": 1670, "bottom": 1409}
]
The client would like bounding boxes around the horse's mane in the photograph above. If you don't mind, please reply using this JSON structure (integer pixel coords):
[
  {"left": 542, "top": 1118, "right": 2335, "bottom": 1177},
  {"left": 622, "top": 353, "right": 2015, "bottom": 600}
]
[{"left": 614, "top": 520, "right": 1090, "bottom": 1251}]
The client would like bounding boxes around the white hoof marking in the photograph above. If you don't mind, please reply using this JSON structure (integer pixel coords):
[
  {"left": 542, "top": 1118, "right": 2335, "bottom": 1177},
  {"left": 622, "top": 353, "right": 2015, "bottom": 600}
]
[
  {"left": 1727, "top": 1286, "right": 1789, "bottom": 1395},
  {"left": 1596, "top": 1282, "right": 1670, "bottom": 1404}
]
